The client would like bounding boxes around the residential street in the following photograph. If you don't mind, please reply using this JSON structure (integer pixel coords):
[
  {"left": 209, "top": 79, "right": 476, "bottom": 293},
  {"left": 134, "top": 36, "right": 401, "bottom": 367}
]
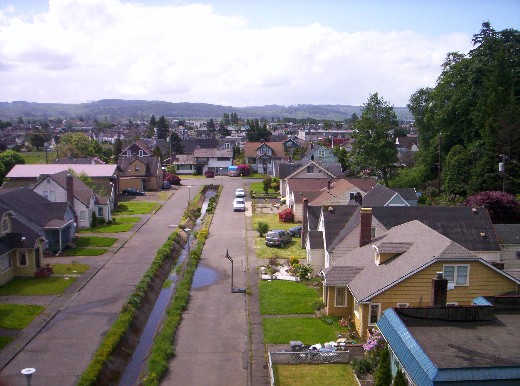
[{"left": 0, "top": 178, "right": 269, "bottom": 386}]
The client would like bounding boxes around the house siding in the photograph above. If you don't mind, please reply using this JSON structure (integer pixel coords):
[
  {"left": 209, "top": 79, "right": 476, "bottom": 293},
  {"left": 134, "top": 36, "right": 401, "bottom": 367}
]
[{"left": 501, "top": 245, "right": 520, "bottom": 270}]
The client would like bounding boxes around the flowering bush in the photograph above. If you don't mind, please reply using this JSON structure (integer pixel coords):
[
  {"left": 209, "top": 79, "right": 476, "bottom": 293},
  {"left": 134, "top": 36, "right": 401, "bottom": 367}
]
[
  {"left": 465, "top": 191, "right": 520, "bottom": 223},
  {"left": 278, "top": 208, "right": 294, "bottom": 223},
  {"left": 363, "top": 327, "right": 386, "bottom": 367},
  {"left": 236, "top": 164, "right": 250, "bottom": 176},
  {"left": 164, "top": 172, "right": 181, "bottom": 185}
]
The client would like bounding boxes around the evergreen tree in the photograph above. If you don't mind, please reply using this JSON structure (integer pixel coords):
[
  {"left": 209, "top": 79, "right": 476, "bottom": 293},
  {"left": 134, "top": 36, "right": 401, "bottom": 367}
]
[
  {"left": 169, "top": 132, "right": 184, "bottom": 154},
  {"left": 375, "top": 346, "right": 392, "bottom": 386},
  {"left": 393, "top": 369, "right": 408, "bottom": 386},
  {"left": 113, "top": 137, "right": 123, "bottom": 162},
  {"left": 156, "top": 116, "right": 169, "bottom": 139},
  {"left": 351, "top": 93, "right": 398, "bottom": 186}
]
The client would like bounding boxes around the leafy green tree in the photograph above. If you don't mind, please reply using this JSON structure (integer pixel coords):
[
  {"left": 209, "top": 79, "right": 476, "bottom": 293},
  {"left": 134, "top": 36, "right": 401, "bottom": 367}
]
[
  {"left": 375, "top": 345, "right": 392, "bottom": 386},
  {"left": 29, "top": 133, "right": 45, "bottom": 150},
  {"left": 0, "top": 150, "right": 25, "bottom": 181},
  {"left": 218, "top": 122, "right": 231, "bottom": 137},
  {"left": 58, "top": 132, "right": 99, "bottom": 158},
  {"left": 262, "top": 176, "right": 272, "bottom": 194},
  {"left": 207, "top": 118, "right": 216, "bottom": 133},
  {"left": 351, "top": 93, "right": 399, "bottom": 186},
  {"left": 222, "top": 113, "right": 230, "bottom": 126},
  {"left": 442, "top": 145, "right": 471, "bottom": 195},
  {"left": 149, "top": 115, "right": 157, "bottom": 128},
  {"left": 256, "top": 221, "right": 269, "bottom": 237},
  {"left": 246, "top": 119, "right": 272, "bottom": 141},
  {"left": 332, "top": 146, "right": 350, "bottom": 171}
]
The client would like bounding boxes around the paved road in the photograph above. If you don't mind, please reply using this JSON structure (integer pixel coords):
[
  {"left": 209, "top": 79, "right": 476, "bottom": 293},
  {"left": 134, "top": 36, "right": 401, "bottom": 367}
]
[{"left": 0, "top": 177, "right": 270, "bottom": 386}]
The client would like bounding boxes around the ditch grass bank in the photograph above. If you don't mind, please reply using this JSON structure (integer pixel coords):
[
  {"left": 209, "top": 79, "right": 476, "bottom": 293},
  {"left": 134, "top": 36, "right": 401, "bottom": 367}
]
[{"left": 77, "top": 185, "right": 220, "bottom": 386}]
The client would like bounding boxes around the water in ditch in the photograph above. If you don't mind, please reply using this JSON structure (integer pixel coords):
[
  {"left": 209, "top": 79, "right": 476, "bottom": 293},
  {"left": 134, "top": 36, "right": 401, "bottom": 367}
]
[{"left": 119, "top": 188, "right": 217, "bottom": 386}]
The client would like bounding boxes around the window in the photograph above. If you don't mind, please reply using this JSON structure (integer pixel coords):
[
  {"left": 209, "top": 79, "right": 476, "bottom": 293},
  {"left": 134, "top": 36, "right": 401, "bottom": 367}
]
[
  {"left": 371, "top": 227, "right": 376, "bottom": 238},
  {"left": 307, "top": 166, "right": 314, "bottom": 173},
  {"left": 217, "top": 157, "right": 229, "bottom": 161},
  {"left": 17, "top": 252, "right": 27, "bottom": 267},
  {"left": 139, "top": 150, "right": 144, "bottom": 157},
  {"left": 224, "top": 143, "right": 230, "bottom": 149},
  {"left": 43, "top": 190, "right": 56, "bottom": 202},
  {"left": 318, "top": 150, "right": 326, "bottom": 157},
  {"left": 335, "top": 287, "right": 347, "bottom": 307},
  {"left": 368, "top": 303, "right": 381, "bottom": 325},
  {"left": 397, "top": 303, "right": 409, "bottom": 308},
  {"left": 0, "top": 254, "right": 11, "bottom": 273},
  {"left": 135, "top": 165, "right": 141, "bottom": 172},
  {"left": 2, "top": 217, "right": 9, "bottom": 233},
  {"left": 446, "top": 302, "right": 458, "bottom": 306},
  {"left": 349, "top": 192, "right": 356, "bottom": 200},
  {"left": 127, "top": 150, "right": 132, "bottom": 156},
  {"left": 443, "top": 264, "right": 470, "bottom": 286},
  {"left": 97, "top": 207, "right": 104, "bottom": 217},
  {"left": 79, "top": 211, "right": 87, "bottom": 222}
]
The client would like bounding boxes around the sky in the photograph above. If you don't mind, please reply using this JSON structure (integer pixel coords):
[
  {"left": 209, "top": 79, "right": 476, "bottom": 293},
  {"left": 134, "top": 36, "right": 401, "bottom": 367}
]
[{"left": 0, "top": 0, "right": 518, "bottom": 107}]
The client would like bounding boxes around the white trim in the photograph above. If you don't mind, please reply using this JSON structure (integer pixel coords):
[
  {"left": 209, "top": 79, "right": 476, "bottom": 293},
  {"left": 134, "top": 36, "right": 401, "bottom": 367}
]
[
  {"left": 396, "top": 303, "right": 409, "bottom": 308},
  {"left": 368, "top": 303, "right": 381, "bottom": 326},
  {"left": 335, "top": 287, "right": 347, "bottom": 307},
  {"left": 285, "top": 160, "right": 336, "bottom": 179},
  {"left": 446, "top": 302, "right": 459, "bottom": 306},
  {"left": 443, "top": 264, "right": 470, "bottom": 286}
]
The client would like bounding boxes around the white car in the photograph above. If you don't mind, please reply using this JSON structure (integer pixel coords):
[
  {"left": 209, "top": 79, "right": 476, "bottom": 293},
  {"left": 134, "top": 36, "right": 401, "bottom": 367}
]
[
  {"left": 233, "top": 198, "right": 246, "bottom": 212},
  {"left": 235, "top": 188, "right": 245, "bottom": 198}
]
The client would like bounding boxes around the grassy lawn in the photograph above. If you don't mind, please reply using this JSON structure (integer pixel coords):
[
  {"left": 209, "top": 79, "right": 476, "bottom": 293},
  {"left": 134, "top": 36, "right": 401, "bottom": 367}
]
[
  {"left": 0, "top": 277, "right": 77, "bottom": 296},
  {"left": 263, "top": 317, "right": 340, "bottom": 344},
  {"left": 0, "top": 336, "right": 14, "bottom": 349},
  {"left": 63, "top": 248, "right": 108, "bottom": 256},
  {"left": 273, "top": 364, "right": 357, "bottom": 386},
  {"left": 244, "top": 173, "right": 268, "bottom": 179},
  {"left": 114, "top": 201, "right": 161, "bottom": 215},
  {"left": 179, "top": 174, "right": 208, "bottom": 179},
  {"left": 256, "top": 238, "right": 306, "bottom": 260},
  {"left": 0, "top": 304, "right": 45, "bottom": 330},
  {"left": 51, "top": 263, "right": 90, "bottom": 275},
  {"left": 19, "top": 151, "right": 51, "bottom": 164},
  {"left": 74, "top": 236, "right": 117, "bottom": 247},
  {"left": 259, "top": 280, "right": 319, "bottom": 315},
  {"left": 78, "top": 216, "right": 140, "bottom": 233},
  {"left": 250, "top": 182, "right": 278, "bottom": 196},
  {"left": 252, "top": 214, "right": 300, "bottom": 231}
]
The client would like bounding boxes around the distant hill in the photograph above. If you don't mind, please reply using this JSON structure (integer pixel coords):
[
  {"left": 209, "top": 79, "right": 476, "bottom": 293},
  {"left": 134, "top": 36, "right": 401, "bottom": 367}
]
[{"left": 0, "top": 100, "right": 412, "bottom": 122}]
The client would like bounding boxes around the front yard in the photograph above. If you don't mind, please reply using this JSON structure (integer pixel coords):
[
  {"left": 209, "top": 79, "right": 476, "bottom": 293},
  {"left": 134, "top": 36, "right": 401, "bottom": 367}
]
[
  {"left": 253, "top": 214, "right": 305, "bottom": 260},
  {"left": 259, "top": 280, "right": 319, "bottom": 315},
  {"left": 0, "top": 277, "right": 77, "bottom": 296},
  {"left": 273, "top": 364, "right": 358, "bottom": 386}
]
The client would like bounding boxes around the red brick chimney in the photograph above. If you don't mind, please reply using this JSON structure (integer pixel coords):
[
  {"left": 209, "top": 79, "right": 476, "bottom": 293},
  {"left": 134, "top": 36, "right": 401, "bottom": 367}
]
[
  {"left": 66, "top": 173, "right": 74, "bottom": 207},
  {"left": 301, "top": 198, "right": 308, "bottom": 249},
  {"left": 359, "top": 208, "right": 372, "bottom": 247},
  {"left": 431, "top": 272, "right": 448, "bottom": 307}
]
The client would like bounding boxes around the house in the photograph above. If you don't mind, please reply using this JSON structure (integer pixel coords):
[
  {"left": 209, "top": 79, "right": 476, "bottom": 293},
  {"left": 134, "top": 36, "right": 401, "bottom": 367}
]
[
  {"left": 278, "top": 160, "right": 342, "bottom": 196},
  {"left": 119, "top": 140, "right": 154, "bottom": 158},
  {"left": 5, "top": 164, "right": 119, "bottom": 205},
  {"left": 193, "top": 148, "right": 233, "bottom": 175},
  {"left": 0, "top": 187, "right": 75, "bottom": 254},
  {"left": 325, "top": 206, "right": 501, "bottom": 270},
  {"left": 494, "top": 224, "right": 520, "bottom": 279},
  {"left": 321, "top": 220, "right": 520, "bottom": 340},
  {"left": 285, "top": 175, "right": 338, "bottom": 221},
  {"left": 181, "top": 138, "right": 220, "bottom": 154},
  {"left": 0, "top": 209, "right": 47, "bottom": 286},
  {"left": 32, "top": 171, "right": 112, "bottom": 228},
  {"left": 309, "top": 179, "right": 365, "bottom": 207},
  {"left": 378, "top": 295, "right": 520, "bottom": 385},
  {"left": 171, "top": 154, "right": 198, "bottom": 175},
  {"left": 302, "top": 144, "right": 338, "bottom": 164},
  {"left": 118, "top": 156, "right": 163, "bottom": 191},
  {"left": 244, "top": 141, "right": 286, "bottom": 175},
  {"left": 360, "top": 184, "right": 411, "bottom": 207}
]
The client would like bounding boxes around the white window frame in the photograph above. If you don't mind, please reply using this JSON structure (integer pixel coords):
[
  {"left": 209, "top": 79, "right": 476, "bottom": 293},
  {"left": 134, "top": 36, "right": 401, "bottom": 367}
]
[
  {"left": 443, "top": 264, "right": 470, "bottom": 286},
  {"left": 371, "top": 227, "right": 376, "bottom": 238},
  {"left": 17, "top": 251, "right": 28, "bottom": 267},
  {"left": 335, "top": 287, "right": 347, "bottom": 307},
  {"left": 2, "top": 217, "right": 10, "bottom": 233},
  {"left": 138, "top": 150, "right": 144, "bottom": 157},
  {"left": 397, "top": 303, "right": 409, "bottom": 308},
  {"left": 307, "top": 165, "right": 314, "bottom": 173},
  {"left": 368, "top": 303, "right": 381, "bottom": 326},
  {"left": 318, "top": 150, "right": 326, "bottom": 157},
  {"left": 43, "top": 190, "right": 56, "bottom": 202},
  {"left": 126, "top": 150, "right": 132, "bottom": 156},
  {"left": 97, "top": 207, "right": 104, "bottom": 217},
  {"left": 0, "top": 253, "right": 11, "bottom": 273},
  {"left": 79, "top": 210, "right": 87, "bottom": 222}
]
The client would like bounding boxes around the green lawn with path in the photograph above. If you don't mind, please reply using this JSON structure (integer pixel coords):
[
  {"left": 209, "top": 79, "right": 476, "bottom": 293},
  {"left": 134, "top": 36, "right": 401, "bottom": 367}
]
[
  {"left": 252, "top": 214, "right": 299, "bottom": 231},
  {"left": 259, "top": 280, "right": 319, "bottom": 315},
  {"left": 114, "top": 202, "right": 161, "bottom": 215},
  {"left": 0, "top": 277, "right": 77, "bottom": 296},
  {"left": 250, "top": 181, "right": 278, "bottom": 196},
  {"left": 51, "top": 263, "right": 90, "bottom": 275},
  {"left": 78, "top": 216, "right": 139, "bottom": 233},
  {"left": 0, "top": 304, "right": 45, "bottom": 329},
  {"left": 74, "top": 236, "right": 117, "bottom": 247},
  {"left": 273, "top": 364, "right": 357, "bottom": 386}
]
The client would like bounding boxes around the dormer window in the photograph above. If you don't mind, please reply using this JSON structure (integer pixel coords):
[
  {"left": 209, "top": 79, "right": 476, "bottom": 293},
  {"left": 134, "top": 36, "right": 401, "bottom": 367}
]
[
  {"left": 2, "top": 217, "right": 10, "bottom": 233},
  {"left": 135, "top": 165, "right": 141, "bottom": 172},
  {"left": 127, "top": 150, "right": 132, "bottom": 157},
  {"left": 139, "top": 150, "right": 144, "bottom": 157},
  {"left": 318, "top": 150, "right": 326, "bottom": 157},
  {"left": 307, "top": 165, "right": 314, "bottom": 173},
  {"left": 224, "top": 143, "right": 230, "bottom": 149}
]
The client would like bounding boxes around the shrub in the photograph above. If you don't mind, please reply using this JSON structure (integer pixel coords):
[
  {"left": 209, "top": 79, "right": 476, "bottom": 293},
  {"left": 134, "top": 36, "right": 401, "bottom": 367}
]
[
  {"left": 262, "top": 176, "right": 272, "bottom": 194},
  {"left": 465, "top": 191, "right": 520, "bottom": 223},
  {"left": 271, "top": 177, "right": 280, "bottom": 191},
  {"left": 351, "top": 357, "right": 374, "bottom": 375},
  {"left": 313, "top": 300, "right": 325, "bottom": 311},
  {"left": 393, "top": 369, "right": 408, "bottom": 386},
  {"left": 278, "top": 208, "right": 294, "bottom": 223},
  {"left": 236, "top": 164, "right": 250, "bottom": 176},
  {"left": 375, "top": 346, "right": 392, "bottom": 386},
  {"left": 289, "top": 256, "right": 299, "bottom": 266},
  {"left": 256, "top": 221, "right": 269, "bottom": 237}
]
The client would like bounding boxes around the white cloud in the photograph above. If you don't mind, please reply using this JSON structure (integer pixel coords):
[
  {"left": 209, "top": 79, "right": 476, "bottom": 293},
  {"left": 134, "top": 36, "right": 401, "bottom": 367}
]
[{"left": 0, "top": 0, "right": 473, "bottom": 106}]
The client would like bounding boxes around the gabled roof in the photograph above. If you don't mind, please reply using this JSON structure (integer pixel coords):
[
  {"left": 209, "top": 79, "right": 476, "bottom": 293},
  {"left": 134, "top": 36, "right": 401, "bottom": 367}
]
[
  {"left": 35, "top": 170, "right": 94, "bottom": 206},
  {"left": 346, "top": 178, "right": 378, "bottom": 192},
  {"left": 118, "top": 156, "right": 162, "bottom": 176},
  {"left": 372, "top": 206, "right": 500, "bottom": 251},
  {"left": 307, "top": 206, "right": 322, "bottom": 229},
  {"left": 120, "top": 140, "right": 152, "bottom": 155},
  {"left": 391, "top": 187, "right": 417, "bottom": 201},
  {"left": 321, "top": 265, "right": 364, "bottom": 286},
  {"left": 193, "top": 148, "right": 233, "bottom": 158},
  {"left": 286, "top": 161, "right": 337, "bottom": 180},
  {"left": 6, "top": 164, "right": 118, "bottom": 178},
  {"left": 244, "top": 141, "right": 286, "bottom": 158},
  {"left": 308, "top": 230, "right": 324, "bottom": 249},
  {"left": 0, "top": 187, "right": 72, "bottom": 228},
  {"left": 182, "top": 139, "right": 220, "bottom": 154},
  {"left": 278, "top": 163, "right": 302, "bottom": 179},
  {"left": 310, "top": 179, "right": 358, "bottom": 206},
  {"left": 322, "top": 206, "right": 359, "bottom": 249},
  {"left": 362, "top": 184, "right": 408, "bottom": 207},
  {"left": 287, "top": 178, "right": 335, "bottom": 194},
  {"left": 494, "top": 224, "right": 520, "bottom": 244}
]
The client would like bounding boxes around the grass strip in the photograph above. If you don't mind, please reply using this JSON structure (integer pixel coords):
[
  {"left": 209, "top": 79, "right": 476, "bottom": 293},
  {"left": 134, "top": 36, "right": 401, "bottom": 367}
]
[
  {"left": 77, "top": 186, "right": 209, "bottom": 386},
  {"left": 273, "top": 364, "right": 357, "bottom": 386},
  {"left": 74, "top": 236, "right": 117, "bottom": 247},
  {"left": 0, "top": 277, "right": 76, "bottom": 296},
  {"left": 51, "top": 263, "right": 90, "bottom": 275},
  {"left": 0, "top": 336, "right": 14, "bottom": 350},
  {"left": 114, "top": 202, "right": 161, "bottom": 215},
  {"left": 0, "top": 304, "right": 45, "bottom": 330},
  {"left": 259, "top": 280, "right": 319, "bottom": 315},
  {"left": 262, "top": 316, "right": 340, "bottom": 344},
  {"left": 63, "top": 248, "right": 108, "bottom": 257}
]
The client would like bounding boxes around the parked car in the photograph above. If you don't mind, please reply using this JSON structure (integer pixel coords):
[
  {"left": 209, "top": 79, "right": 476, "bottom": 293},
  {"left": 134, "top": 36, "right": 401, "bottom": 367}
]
[
  {"left": 122, "top": 188, "right": 145, "bottom": 196},
  {"left": 235, "top": 188, "right": 245, "bottom": 198},
  {"left": 161, "top": 181, "right": 172, "bottom": 189},
  {"left": 288, "top": 225, "right": 303, "bottom": 238},
  {"left": 233, "top": 198, "right": 246, "bottom": 212},
  {"left": 265, "top": 230, "right": 292, "bottom": 247},
  {"left": 205, "top": 171, "right": 215, "bottom": 178}
]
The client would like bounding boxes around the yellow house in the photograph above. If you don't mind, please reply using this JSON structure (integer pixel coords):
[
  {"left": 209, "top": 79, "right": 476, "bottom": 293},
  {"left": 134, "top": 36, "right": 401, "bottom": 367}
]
[
  {"left": 0, "top": 210, "right": 46, "bottom": 286},
  {"left": 322, "top": 220, "right": 520, "bottom": 340}
]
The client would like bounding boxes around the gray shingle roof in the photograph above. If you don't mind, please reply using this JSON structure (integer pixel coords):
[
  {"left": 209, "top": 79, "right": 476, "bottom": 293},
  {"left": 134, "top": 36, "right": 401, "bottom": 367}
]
[
  {"left": 494, "top": 224, "right": 520, "bottom": 244},
  {"left": 362, "top": 184, "right": 401, "bottom": 207},
  {"left": 322, "top": 265, "right": 364, "bottom": 286},
  {"left": 308, "top": 230, "right": 324, "bottom": 249},
  {"left": 6, "top": 164, "right": 118, "bottom": 178},
  {"left": 322, "top": 206, "right": 358, "bottom": 250}
]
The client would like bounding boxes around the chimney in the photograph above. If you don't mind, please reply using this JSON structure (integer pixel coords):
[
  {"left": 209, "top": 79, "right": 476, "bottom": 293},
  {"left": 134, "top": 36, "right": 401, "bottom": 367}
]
[
  {"left": 301, "top": 198, "right": 308, "bottom": 249},
  {"left": 66, "top": 173, "right": 74, "bottom": 206},
  {"left": 431, "top": 272, "right": 448, "bottom": 307},
  {"left": 359, "top": 207, "right": 372, "bottom": 247},
  {"left": 355, "top": 192, "right": 363, "bottom": 206},
  {"left": 327, "top": 179, "right": 332, "bottom": 190}
]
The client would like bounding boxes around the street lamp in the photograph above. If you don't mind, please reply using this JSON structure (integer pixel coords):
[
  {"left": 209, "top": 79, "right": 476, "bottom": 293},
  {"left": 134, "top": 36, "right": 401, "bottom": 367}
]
[
  {"left": 21, "top": 368, "right": 36, "bottom": 386},
  {"left": 184, "top": 227, "right": 191, "bottom": 259},
  {"left": 187, "top": 185, "right": 191, "bottom": 205},
  {"left": 220, "top": 167, "right": 223, "bottom": 186}
]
